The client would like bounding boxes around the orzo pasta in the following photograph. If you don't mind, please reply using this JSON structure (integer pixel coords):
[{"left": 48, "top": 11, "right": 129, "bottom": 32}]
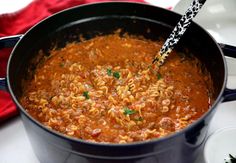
[{"left": 20, "top": 33, "right": 213, "bottom": 143}]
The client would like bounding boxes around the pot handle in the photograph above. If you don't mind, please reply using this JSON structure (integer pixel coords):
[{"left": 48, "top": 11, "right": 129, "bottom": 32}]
[
  {"left": 219, "top": 43, "right": 236, "bottom": 58},
  {"left": 219, "top": 43, "right": 236, "bottom": 102},
  {"left": 0, "top": 34, "right": 23, "bottom": 49},
  {"left": 0, "top": 35, "right": 23, "bottom": 91},
  {"left": 222, "top": 88, "right": 236, "bottom": 102},
  {"left": 0, "top": 78, "right": 7, "bottom": 91}
]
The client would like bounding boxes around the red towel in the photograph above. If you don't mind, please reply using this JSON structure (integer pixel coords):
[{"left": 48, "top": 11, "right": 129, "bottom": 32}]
[{"left": 0, "top": 0, "right": 145, "bottom": 122}]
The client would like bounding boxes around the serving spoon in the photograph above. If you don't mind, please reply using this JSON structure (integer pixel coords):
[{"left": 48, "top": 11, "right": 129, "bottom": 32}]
[{"left": 153, "top": 0, "right": 207, "bottom": 66}]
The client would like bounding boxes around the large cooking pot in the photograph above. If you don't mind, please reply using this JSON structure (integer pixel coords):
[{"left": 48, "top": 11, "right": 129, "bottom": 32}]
[{"left": 1, "top": 2, "right": 236, "bottom": 163}]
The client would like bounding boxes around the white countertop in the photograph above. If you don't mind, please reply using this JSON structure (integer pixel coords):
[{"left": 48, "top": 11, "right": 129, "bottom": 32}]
[{"left": 1, "top": 0, "right": 236, "bottom": 163}]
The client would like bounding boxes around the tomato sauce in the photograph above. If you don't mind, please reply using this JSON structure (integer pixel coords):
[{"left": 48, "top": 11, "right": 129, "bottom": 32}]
[{"left": 20, "top": 33, "right": 213, "bottom": 143}]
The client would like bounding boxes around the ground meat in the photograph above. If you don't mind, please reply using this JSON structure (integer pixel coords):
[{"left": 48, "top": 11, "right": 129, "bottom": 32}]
[{"left": 159, "top": 117, "right": 175, "bottom": 131}]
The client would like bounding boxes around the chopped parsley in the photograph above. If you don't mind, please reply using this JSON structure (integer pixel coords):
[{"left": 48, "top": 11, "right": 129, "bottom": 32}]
[
  {"left": 59, "top": 62, "right": 64, "bottom": 67},
  {"left": 107, "top": 69, "right": 120, "bottom": 79},
  {"left": 107, "top": 68, "right": 112, "bottom": 76},
  {"left": 134, "top": 117, "right": 143, "bottom": 121},
  {"left": 157, "top": 73, "right": 162, "bottom": 80},
  {"left": 113, "top": 71, "right": 120, "bottom": 79},
  {"left": 83, "top": 91, "right": 90, "bottom": 99},
  {"left": 123, "top": 107, "right": 136, "bottom": 115}
]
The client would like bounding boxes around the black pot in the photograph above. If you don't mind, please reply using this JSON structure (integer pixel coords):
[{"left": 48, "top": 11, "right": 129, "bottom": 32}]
[{"left": 1, "top": 2, "right": 236, "bottom": 163}]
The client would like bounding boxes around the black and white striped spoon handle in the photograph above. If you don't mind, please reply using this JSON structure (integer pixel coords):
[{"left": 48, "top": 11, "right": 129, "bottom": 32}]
[{"left": 153, "top": 0, "right": 207, "bottom": 66}]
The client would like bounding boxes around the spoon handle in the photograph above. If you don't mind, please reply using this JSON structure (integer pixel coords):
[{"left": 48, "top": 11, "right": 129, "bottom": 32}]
[{"left": 153, "top": 0, "right": 207, "bottom": 66}]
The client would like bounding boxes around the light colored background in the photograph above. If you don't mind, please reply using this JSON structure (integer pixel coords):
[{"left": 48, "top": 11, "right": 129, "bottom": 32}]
[
  {"left": 0, "top": 0, "right": 33, "bottom": 14},
  {"left": 1, "top": 0, "right": 236, "bottom": 163}
]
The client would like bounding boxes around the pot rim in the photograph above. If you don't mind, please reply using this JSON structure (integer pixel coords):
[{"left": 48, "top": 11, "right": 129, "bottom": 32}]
[{"left": 6, "top": 1, "right": 228, "bottom": 148}]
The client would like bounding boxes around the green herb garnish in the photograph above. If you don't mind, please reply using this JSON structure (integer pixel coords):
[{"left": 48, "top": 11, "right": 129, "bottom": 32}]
[
  {"left": 123, "top": 107, "right": 136, "bottom": 115},
  {"left": 113, "top": 71, "right": 120, "bottom": 79},
  {"left": 59, "top": 62, "right": 64, "bottom": 67},
  {"left": 83, "top": 91, "right": 90, "bottom": 99},
  {"left": 107, "top": 68, "right": 120, "bottom": 79},
  {"left": 157, "top": 73, "right": 162, "bottom": 80},
  {"left": 107, "top": 68, "right": 112, "bottom": 76},
  {"left": 134, "top": 117, "right": 143, "bottom": 121}
]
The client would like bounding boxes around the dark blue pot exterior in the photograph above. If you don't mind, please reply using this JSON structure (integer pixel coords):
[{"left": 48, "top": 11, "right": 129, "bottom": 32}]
[
  {"left": 21, "top": 112, "right": 213, "bottom": 163},
  {"left": 6, "top": 2, "right": 228, "bottom": 163}
]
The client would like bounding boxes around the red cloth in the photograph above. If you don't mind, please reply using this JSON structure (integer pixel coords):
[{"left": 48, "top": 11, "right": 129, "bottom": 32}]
[{"left": 0, "top": 0, "right": 145, "bottom": 122}]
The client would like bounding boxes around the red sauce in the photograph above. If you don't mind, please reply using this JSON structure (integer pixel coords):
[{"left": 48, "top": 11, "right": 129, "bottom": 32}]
[{"left": 20, "top": 34, "right": 213, "bottom": 143}]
